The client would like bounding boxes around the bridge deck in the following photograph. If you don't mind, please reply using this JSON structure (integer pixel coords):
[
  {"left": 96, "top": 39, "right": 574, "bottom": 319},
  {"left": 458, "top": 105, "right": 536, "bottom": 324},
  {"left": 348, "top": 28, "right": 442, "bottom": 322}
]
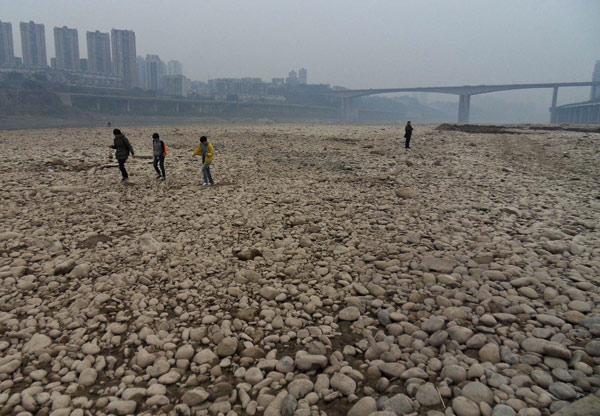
[{"left": 326, "top": 82, "right": 600, "bottom": 98}]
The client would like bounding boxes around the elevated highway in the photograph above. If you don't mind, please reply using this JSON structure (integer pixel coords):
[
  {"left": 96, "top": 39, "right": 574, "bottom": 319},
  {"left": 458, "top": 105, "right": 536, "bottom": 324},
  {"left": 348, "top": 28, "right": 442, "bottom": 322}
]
[{"left": 56, "top": 92, "right": 336, "bottom": 119}]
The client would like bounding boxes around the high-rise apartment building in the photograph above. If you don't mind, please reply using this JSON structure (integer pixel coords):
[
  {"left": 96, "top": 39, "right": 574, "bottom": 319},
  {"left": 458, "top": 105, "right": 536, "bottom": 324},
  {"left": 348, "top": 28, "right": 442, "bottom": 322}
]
[
  {"left": 136, "top": 56, "right": 147, "bottom": 89},
  {"left": 20, "top": 21, "right": 47, "bottom": 68},
  {"left": 0, "top": 20, "right": 15, "bottom": 67},
  {"left": 54, "top": 26, "right": 80, "bottom": 71},
  {"left": 87, "top": 30, "right": 111, "bottom": 74},
  {"left": 298, "top": 68, "right": 307, "bottom": 85},
  {"left": 145, "top": 54, "right": 167, "bottom": 90},
  {"left": 111, "top": 29, "right": 137, "bottom": 88},
  {"left": 167, "top": 60, "right": 183, "bottom": 76},
  {"left": 591, "top": 61, "right": 600, "bottom": 100}
]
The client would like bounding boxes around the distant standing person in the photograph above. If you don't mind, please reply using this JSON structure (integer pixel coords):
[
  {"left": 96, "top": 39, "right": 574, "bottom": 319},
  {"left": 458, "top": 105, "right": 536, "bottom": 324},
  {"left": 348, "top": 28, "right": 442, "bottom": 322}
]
[
  {"left": 404, "top": 121, "right": 413, "bottom": 150},
  {"left": 108, "top": 129, "right": 135, "bottom": 181},
  {"left": 193, "top": 136, "right": 214, "bottom": 186},
  {"left": 152, "top": 133, "right": 166, "bottom": 180}
]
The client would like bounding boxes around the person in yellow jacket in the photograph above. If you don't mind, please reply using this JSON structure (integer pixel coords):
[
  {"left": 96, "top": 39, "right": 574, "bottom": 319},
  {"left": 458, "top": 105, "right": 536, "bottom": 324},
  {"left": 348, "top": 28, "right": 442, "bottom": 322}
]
[{"left": 193, "top": 136, "right": 215, "bottom": 186}]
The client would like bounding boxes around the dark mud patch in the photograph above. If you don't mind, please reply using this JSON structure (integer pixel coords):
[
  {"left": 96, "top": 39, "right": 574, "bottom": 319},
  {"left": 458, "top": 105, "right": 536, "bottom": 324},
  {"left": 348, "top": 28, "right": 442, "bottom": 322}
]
[
  {"left": 437, "top": 123, "right": 600, "bottom": 135},
  {"left": 436, "top": 124, "right": 522, "bottom": 135},
  {"left": 526, "top": 124, "right": 600, "bottom": 133}
]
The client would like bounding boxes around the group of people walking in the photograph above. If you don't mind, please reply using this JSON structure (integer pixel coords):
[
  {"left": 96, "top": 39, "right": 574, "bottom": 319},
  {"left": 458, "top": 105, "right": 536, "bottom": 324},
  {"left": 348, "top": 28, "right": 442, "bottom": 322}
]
[
  {"left": 109, "top": 128, "right": 215, "bottom": 185},
  {"left": 109, "top": 122, "right": 413, "bottom": 183}
]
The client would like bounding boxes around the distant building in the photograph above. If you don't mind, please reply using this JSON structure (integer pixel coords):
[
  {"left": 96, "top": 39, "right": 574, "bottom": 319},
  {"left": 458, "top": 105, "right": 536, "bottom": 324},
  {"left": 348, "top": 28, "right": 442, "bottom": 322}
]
[
  {"left": 207, "top": 77, "right": 266, "bottom": 98},
  {"left": 54, "top": 26, "right": 80, "bottom": 71},
  {"left": 241, "top": 78, "right": 267, "bottom": 96},
  {"left": 271, "top": 78, "right": 285, "bottom": 86},
  {"left": 50, "top": 57, "right": 56, "bottom": 69},
  {"left": 0, "top": 20, "right": 15, "bottom": 67},
  {"left": 167, "top": 60, "right": 183, "bottom": 76},
  {"left": 136, "top": 55, "right": 147, "bottom": 89},
  {"left": 87, "top": 30, "right": 111, "bottom": 74},
  {"left": 190, "top": 80, "right": 208, "bottom": 95},
  {"left": 162, "top": 74, "right": 191, "bottom": 97},
  {"left": 591, "top": 61, "right": 600, "bottom": 100},
  {"left": 208, "top": 78, "right": 235, "bottom": 96},
  {"left": 144, "top": 54, "right": 166, "bottom": 90},
  {"left": 15, "top": 57, "right": 22, "bottom": 67},
  {"left": 286, "top": 69, "right": 298, "bottom": 86},
  {"left": 80, "top": 58, "right": 88, "bottom": 71},
  {"left": 298, "top": 67, "right": 307, "bottom": 85},
  {"left": 111, "top": 28, "right": 137, "bottom": 88},
  {"left": 20, "top": 21, "right": 47, "bottom": 68}
]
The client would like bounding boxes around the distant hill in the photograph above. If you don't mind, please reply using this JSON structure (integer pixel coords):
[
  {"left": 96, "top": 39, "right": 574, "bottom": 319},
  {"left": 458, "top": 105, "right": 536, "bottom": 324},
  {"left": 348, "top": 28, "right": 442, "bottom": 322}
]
[{"left": 0, "top": 87, "right": 71, "bottom": 116}]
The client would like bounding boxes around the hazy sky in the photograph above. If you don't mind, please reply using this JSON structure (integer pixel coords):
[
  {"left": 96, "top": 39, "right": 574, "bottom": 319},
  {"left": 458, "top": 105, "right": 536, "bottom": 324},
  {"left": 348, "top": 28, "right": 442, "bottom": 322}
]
[{"left": 2, "top": 0, "right": 599, "bottom": 104}]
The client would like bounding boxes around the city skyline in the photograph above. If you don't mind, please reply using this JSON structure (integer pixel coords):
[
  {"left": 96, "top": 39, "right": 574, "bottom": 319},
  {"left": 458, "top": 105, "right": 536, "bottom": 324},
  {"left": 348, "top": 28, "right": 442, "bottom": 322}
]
[
  {"left": 1, "top": 0, "right": 599, "bottom": 107},
  {"left": 0, "top": 19, "right": 188, "bottom": 81},
  {"left": 0, "top": 17, "right": 305, "bottom": 89}
]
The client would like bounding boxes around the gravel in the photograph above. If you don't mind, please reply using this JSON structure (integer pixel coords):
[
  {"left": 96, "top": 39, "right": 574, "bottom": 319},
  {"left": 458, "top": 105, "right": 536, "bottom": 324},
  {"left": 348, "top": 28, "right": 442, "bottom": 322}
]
[{"left": 0, "top": 124, "right": 598, "bottom": 415}]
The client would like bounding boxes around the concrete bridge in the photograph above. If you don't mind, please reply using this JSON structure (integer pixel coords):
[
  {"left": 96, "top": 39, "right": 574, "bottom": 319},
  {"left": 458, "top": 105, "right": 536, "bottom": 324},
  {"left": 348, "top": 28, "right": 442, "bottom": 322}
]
[
  {"left": 56, "top": 82, "right": 600, "bottom": 124},
  {"left": 322, "top": 82, "right": 600, "bottom": 123}
]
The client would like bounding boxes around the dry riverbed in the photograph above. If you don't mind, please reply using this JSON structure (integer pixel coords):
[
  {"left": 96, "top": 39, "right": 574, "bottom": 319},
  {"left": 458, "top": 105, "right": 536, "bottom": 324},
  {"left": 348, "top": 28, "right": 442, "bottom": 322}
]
[{"left": 0, "top": 124, "right": 599, "bottom": 416}]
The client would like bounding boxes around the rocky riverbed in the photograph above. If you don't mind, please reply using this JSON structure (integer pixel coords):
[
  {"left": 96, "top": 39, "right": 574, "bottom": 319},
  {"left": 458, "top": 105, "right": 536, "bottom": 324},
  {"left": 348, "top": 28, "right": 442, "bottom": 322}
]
[{"left": 0, "top": 124, "right": 599, "bottom": 416}]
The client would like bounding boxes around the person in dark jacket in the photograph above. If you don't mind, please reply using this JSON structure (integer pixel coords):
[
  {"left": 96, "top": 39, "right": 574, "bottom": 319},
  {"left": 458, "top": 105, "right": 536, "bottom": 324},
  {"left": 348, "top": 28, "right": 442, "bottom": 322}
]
[
  {"left": 108, "top": 129, "right": 135, "bottom": 180},
  {"left": 152, "top": 132, "right": 166, "bottom": 180},
  {"left": 404, "top": 121, "right": 413, "bottom": 150}
]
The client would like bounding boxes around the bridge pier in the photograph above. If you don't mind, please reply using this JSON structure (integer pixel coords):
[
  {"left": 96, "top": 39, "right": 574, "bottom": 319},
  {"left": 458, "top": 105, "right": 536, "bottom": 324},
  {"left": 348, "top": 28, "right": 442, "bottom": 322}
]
[
  {"left": 341, "top": 97, "right": 354, "bottom": 122},
  {"left": 551, "top": 86, "right": 558, "bottom": 108},
  {"left": 550, "top": 86, "right": 559, "bottom": 123},
  {"left": 458, "top": 94, "right": 471, "bottom": 123}
]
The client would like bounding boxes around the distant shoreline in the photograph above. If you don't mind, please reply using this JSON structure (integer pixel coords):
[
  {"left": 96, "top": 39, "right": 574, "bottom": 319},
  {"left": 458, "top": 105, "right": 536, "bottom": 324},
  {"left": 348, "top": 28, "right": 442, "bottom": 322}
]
[
  {"left": 0, "top": 114, "right": 353, "bottom": 131},
  {"left": 2, "top": 115, "right": 598, "bottom": 133}
]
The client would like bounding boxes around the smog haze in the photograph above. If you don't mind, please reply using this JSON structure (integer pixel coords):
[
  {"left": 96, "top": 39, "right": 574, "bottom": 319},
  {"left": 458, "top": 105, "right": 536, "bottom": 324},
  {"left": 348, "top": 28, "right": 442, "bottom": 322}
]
[{"left": 2, "top": 0, "right": 599, "bottom": 118}]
